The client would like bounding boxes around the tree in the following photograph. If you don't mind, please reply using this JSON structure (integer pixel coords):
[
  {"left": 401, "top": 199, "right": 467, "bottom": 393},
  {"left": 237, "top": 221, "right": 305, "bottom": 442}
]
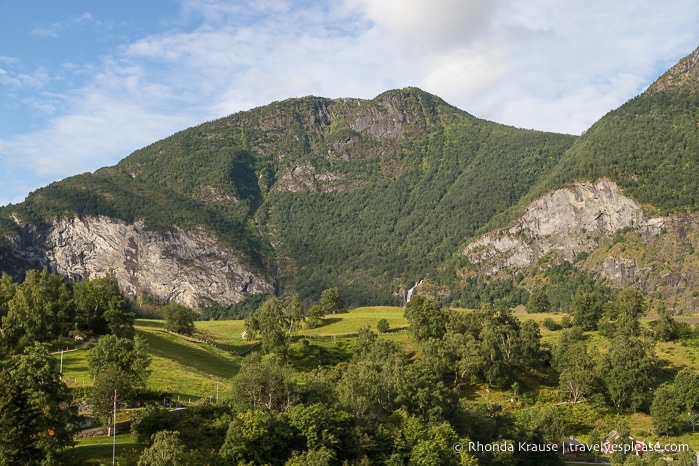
[
  {"left": 87, "top": 334, "right": 151, "bottom": 432},
  {"left": 404, "top": 296, "right": 445, "bottom": 342},
  {"left": 377, "top": 318, "right": 390, "bottom": 333},
  {"left": 131, "top": 406, "right": 179, "bottom": 444},
  {"left": 288, "top": 293, "right": 305, "bottom": 334},
  {"left": 245, "top": 297, "right": 289, "bottom": 355},
  {"left": 73, "top": 271, "right": 129, "bottom": 334},
  {"left": 305, "top": 305, "right": 325, "bottom": 329},
  {"left": 602, "top": 287, "right": 646, "bottom": 338},
  {"left": 557, "top": 341, "right": 595, "bottom": 404},
  {"left": 526, "top": 290, "right": 550, "bottom": 314},
  {"left": 600, "top": 335, "right": 656, "bottom": 411},
  {"left": 0, "top": 343, "right": 78, "bottom": 464},
  {"left": 0, "top": 273, "right": 17, "bottom": 354},
  {"left": 572, "top": 287, "right": 604, "bottom": 331},
  {"left": 672, "top": 369, "right": 699, "bottom": 432},
  {"left": 232, "top": 353, "right": 297, "bottom": 412},
  {"left": 338, "top": 337, "right": 407, "bottom": 427},
  {"left": 673, "top": 369, "right": 699, "bottom": 413},
  {"left": 320, "top": 287, "right": 345, "bottom": 315},
  {"left": 91, "top": 366, "right": 135, "bottom": 433},
  {"left": 286, "top": 403, "right": 353, "bottom": 454},
  {"left": 651, "top": 305, "right": 678, "bottom": 342},
  {"left": 518, "top": 320, "right": 543, "bottom": 368},
  {"left": 4, "top": 268, "right": 73, "bottom": 348},
  {"left": 285, "top": 448, "right": 335, "bottom": 466},
  {"left": 220, "top": 409, "right": 295, "bottom": 465},
  {"left": 651, "top": 384, "right": 683, "bottom": 435},
  {"left": 103, "top": 296, "right": 136, "bottom": 339},
  {"left": 86, "top": 334, "right": 151, "bottom": 387},
  {"left": 137, "top": 430, "right": 188, "bottom": 466},
  {"left": 162, "top": 303, "right": 196, "bottom": 335}
]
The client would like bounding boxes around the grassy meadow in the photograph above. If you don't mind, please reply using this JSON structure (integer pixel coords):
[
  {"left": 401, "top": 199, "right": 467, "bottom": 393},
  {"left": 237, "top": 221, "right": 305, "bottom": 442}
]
[{"left": 56, "top": 308, "right": 699, "bottom": 402}]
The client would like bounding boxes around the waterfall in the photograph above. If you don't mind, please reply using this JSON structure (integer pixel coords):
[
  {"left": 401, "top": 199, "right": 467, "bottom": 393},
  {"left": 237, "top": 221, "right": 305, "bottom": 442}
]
[{"left": 406, "top": 279, "right": 425, "bottom": 304}]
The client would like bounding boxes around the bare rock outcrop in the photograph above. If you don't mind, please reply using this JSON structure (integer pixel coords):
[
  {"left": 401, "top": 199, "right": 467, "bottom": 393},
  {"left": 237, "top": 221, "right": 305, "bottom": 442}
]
[
  {"left": 463, "top": 179, "right": 660, "bottom": 274},
  {"left": 2, "top": 216, "right": 274, "bottom": 308}
]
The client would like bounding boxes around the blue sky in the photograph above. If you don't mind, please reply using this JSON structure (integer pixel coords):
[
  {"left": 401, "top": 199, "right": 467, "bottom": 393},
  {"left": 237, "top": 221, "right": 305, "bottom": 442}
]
[{"left": 1, "top": 0, "right": 699, "bottom": 206}]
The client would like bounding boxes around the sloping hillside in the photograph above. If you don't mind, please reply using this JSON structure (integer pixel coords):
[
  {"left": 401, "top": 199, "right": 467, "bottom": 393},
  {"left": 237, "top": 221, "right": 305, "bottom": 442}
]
[{"left": 0, "top": 88, "right": 575, "bottom": 306}]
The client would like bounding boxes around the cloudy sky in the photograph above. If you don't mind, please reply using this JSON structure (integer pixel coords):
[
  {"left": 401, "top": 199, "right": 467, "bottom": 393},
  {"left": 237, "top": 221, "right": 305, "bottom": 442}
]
[{"left": 1, "top": 0, "right": 699, "bottom": 206}]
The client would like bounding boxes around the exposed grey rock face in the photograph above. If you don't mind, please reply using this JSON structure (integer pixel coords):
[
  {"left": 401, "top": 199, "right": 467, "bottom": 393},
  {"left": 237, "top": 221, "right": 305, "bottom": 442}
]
[
  {"left": 2, "top": 216, "right": 274, "bottom": 308},
  {"left": 463, "top": 179, "right": 661, "bottom": 274}
]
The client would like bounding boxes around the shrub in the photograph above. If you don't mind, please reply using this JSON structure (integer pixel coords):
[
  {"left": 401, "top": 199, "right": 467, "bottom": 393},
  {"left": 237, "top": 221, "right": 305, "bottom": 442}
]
[{"left": 376, "top": 318, "right": 390, "bottom": 333}]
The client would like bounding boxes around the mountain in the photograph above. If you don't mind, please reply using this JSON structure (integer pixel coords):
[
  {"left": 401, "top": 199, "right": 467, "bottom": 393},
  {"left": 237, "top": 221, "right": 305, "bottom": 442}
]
[
  {"left": 0, "top": 88, "right": 575, "bottom": 307},
  {"left": 2, "top": 46, "right": 699, "bottom": 312},
  {"left": 461, "top": 46, "right": 699, "bottom": 312}
]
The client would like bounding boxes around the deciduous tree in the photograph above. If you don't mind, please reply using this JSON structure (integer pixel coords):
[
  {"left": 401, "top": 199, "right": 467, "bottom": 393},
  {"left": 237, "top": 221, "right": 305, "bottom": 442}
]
[
  {"left": 162, "top": 303, "right": 196, "bottom": 335},
  {"left": 137, "top": 430, "right": 188, "bottom": 466},
  {"left": 320, "top": 287, "right": 345, "bottom": 315},
  {"left": 245, "top": 297, "right": 289, "bottom": 355},
  {"left": 0, "top": 343, "right": 77, "bottom": 464},
  {"left": 403, "top": 296, "right": 445, "bottom": 342}
]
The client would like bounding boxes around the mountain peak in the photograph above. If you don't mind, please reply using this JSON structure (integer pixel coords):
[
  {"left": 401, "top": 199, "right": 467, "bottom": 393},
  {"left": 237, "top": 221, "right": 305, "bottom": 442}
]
[{"left": 645, "top": 46, "right": 699, "bottom": 95}]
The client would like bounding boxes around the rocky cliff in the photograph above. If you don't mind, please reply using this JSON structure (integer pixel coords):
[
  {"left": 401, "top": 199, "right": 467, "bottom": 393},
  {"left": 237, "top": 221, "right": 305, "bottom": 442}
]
[
  {"left": 462, "top": 179, "right": 699, "bottom": 312},
  {"left": 1, "top": 216, "right": 274, "bottom": 308},
  {"left": 463, "top": 179, "right": 658, "bottom": 272}
]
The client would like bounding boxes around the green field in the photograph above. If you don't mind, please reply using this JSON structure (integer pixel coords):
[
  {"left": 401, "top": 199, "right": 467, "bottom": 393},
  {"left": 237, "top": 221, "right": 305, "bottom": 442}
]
[
  {"left": 57, "top": 309, "right": 699, "bottom": 403},
  {"left": 63, "top": 434, "right": 144, "bottom": 465},
  {"left": 57, "top": 307, "right": 411, "bottom": 401}
]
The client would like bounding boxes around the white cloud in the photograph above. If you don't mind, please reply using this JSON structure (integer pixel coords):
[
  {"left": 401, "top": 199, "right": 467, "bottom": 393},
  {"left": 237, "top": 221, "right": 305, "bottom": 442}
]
[
  {"left": 346, "top": 0, "right": 501, "bottom": 50},
  {"left": 31, "top": 12, "right": 98, "bottom": 37},
  {"left": 7, "top": 92, "right": 193, "bottom": 178}
]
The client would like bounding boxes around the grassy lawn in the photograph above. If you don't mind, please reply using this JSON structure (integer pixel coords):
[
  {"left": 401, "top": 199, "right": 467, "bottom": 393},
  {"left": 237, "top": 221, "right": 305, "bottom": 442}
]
[{"left": 298, "top": 306, "right": 407, "bottom": 336}]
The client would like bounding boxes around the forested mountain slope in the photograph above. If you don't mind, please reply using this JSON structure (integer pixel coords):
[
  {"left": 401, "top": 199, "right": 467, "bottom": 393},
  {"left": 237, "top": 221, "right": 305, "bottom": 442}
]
[
  {"left": 542, "top": 46, "right": 699, "bottom": 213},
  {"left": 3, "top": 46, "right": 699, "bottom": 310},
  {"left": 0, "top": 88, "right": 575, "bottom": 307},
  {"left": 460, "top": 46, "right": 699, "bottom": 313}
]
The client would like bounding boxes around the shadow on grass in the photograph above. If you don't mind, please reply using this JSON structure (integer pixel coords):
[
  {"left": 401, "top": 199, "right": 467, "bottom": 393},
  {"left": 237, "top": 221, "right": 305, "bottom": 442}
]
[
  {"left": 288, "top": 340, "right": 352, "bottom": 371},
  {"left": 61, "top": 434, "right": 145, "bottom": 465},
  {"left": 309, "top": 317, "right": 342, "bottom": 329},
  {"left": 137, "top": 329, "right": 240, "bottom": 381}
]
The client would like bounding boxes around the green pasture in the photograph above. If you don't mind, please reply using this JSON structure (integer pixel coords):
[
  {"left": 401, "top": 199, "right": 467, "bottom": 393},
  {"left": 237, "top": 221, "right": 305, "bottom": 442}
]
[{"left": 56, "top": 325, "right": 241, "bottom": 402}]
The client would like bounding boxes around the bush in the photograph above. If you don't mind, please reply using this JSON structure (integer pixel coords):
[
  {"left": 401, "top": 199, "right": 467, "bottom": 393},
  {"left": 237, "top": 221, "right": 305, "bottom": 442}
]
[
  {"left": 131, "top": 406, "right": 179, "bottom": 444},
  {"left": 542, "top": 317, "right": 561, "bottom": 331},
  {"left": 560, "top": 315, "right": 574, "bottom": 329},
  {"left": 377, "top": 318, "right": 390, "bottom": 333}
]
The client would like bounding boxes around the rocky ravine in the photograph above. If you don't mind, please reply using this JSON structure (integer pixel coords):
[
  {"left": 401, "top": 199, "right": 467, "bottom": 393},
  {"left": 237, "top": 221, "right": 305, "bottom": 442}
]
[{"left": 1, "top": 216, "right": 274, "bottom": 309}]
